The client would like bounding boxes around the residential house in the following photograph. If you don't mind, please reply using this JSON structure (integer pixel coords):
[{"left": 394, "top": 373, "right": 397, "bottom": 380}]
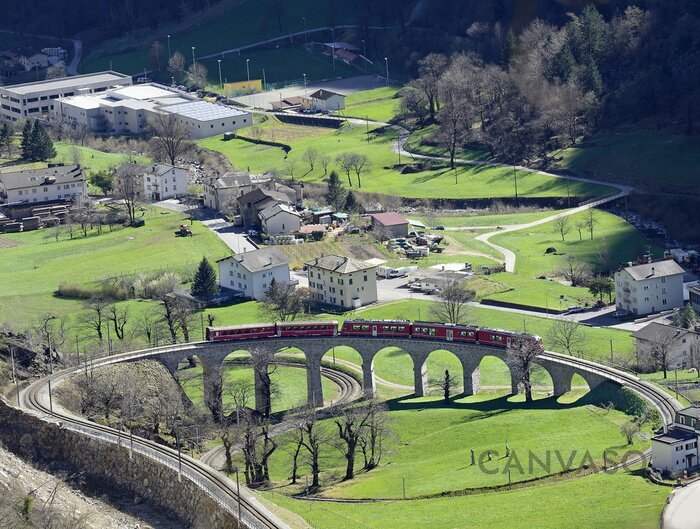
[
  {"left": 369, "top": 211, "right": 410, "bottom": 238},
  {"left": 633, "top": 322, "right": 700, "bottom": 372},
  {"left": 0, "top": 165, "right": 87, "bottom": 204},
  {"left": 114, "top": 163, "right": 189, "bottom": 202},
  {"left": 688, "top": 285, "right": 700, "bottom": 313},
  {"left": 202, "top": 171, "right": 301, "bottom": 212},
  {"left": 259, "top": 202, "right": 302, "bottom": 234},
  {"left": 308, "top": 89, "right": 345, "bottom": 111},
  {"left": 238, "top": 188, "right": 293, "bottom": 230},
  {"left": 652, "top": 406, "right": 700, "bottom": 474},
  {"left": 0, "top": 70, "right": 132, "bottom": 122},
  {"left": 306, "top": 254, "right": 378, "bottom": 309},
  {"left": 614, "top": 260, "right": 685, "bottom": 316},
  {"left": 217, "top": 247, "right": 290, "bottom": 301},
  {"left": 270, "top": 96, "right": 311, "bottom": 111}
]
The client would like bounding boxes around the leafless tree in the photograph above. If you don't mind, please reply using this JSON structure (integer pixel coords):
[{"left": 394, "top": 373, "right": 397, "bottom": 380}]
[
  {"left": 319, "top": 153, "right": 331, "bottom": 175},
  {"left": 432, "top": 280, "right": 475, "bottom": 324},
  {"left": 620, "top": 421, "right": 641, "bottom": 445},
  {"left": 350, "top": 153, "right": 369, "bottom": 188},
  {"left": 148, "top": 41, "right": 164, "bottom": 71},
  {"left": 558, "top": 255, "right": 592, "bottom": 287},
  {"left": 168, "top": 51, "right": 186, "bottom": 81},
  {"left": 358, "top": 401, "right": 390, "bottom": 471},
  {"left": 148, "top": 112, "right": 194, "bottom": 166},
  {"left": 173, "top": 297, "right": 196, "bottom": 342},
  {"left": 293, "top": 406, "right": 326, "bottom": 487},
  {"left": 333, "top": 404, "right": 373, "bottom": 481},
  {"left": 416, "top": 53, "right": 448, "bottom": 120},
  {"left": 689, "top": 342, "right": 700, "bottom": 379},
  {"left": 249, "top": 126, "right": 264, "bottom": 142},
  {"left": 106, "top": 303, "right": 129, "bottom": 340},
  {"left": 93, "top": 369, "right": 124, "bottom": 420},
  {"left": 436, "top": 101, "right": 470, "bottom": 170},
  {"left": 81, "top": 295, "right": 112, "bottom": 342},
  {"left": 263, "top": 280, "right": 309, "bottom": 322},
  {"left": 585, "top": 209, "right": 599, "bottom": 240},
  {"left": 285, "top": 158, "right": 298, "bottom": 180},
  {"left": 506, "top": 334, "right": 543, "bottom": 402},
  {"left": 303, "top": 148, "right": 318, "bottom": 172},
  {"left": 400, "top": 81, "right": 430, "bottom": 127},
  {"left": 187, "top": 62, "right": 208, "bottom": 89},
  {"left": 574, "top": 220, "right": 586, "bottom": 241},
  {"left": 430, "top": 369, "right": 460, "bottom": 403},
  {"left": 239, "top": 409, "right": 277, "bottom": 486},
  {"left": 548, "top": 317, "right": 585, "bottom": 357},
  {"left": 112, "top": 166, "right": 140, "bottom": 225},
  {"left": 133, "top": 310, "right": 164, "bottom": 346},
  {"left": 150, "top": 272, "right": 183, "bottom": 342},
  {"left": 645, "top": 331, "right": 678, "bottom": 379},
  {"left": 553, "top": 215, "right": 571, "bottom": 242},
  {"left": 335, "top": 152, "right": 355, "bottom": 187}
]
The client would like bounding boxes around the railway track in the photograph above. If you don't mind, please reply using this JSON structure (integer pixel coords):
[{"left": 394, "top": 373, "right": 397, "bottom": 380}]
[{"left": 19, "top": 351, "right": 291, "bottom": 529}]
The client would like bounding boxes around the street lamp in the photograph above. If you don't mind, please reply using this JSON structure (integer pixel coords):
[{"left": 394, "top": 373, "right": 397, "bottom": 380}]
[
  {"left": 218, "top": 59, "right": 223, "bottom": 90},
  {"left": 191, "top": 46, "right": 196, "bottom": 66},
  {"left": 167, "top": 35, "right": 171, "bottom": 59},
  {"left": 384, "top": 57, "right": 389, "bottom": 85},
  {"left": 303, "top": 73, "right": 307, "bottom": 95}
]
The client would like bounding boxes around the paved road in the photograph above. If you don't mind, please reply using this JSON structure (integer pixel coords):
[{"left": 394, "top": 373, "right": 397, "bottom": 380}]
[
  {"left": 201, "top": 218, "right": 257, "bottom": 254},
  {"left": 663, "top": 481, "right": 700, "bottom": 529}
]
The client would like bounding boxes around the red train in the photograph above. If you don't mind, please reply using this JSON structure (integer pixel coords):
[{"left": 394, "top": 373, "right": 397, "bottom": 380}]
[{"left": 206, "top": 319, "right": 541, "bottom": 350}]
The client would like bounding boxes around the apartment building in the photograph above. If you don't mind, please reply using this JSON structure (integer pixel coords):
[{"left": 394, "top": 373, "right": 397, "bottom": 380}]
[
  {"left": 217, "top": 247, "right": 290, "bottom": 301},
  {"left": 614, "top": 260, "right": 685, "bottom": 316},
  {"left": 0, "top": 165, "right": 87, "bottom": 204},
  {"left": 306, "top": 254, "right": 378, "bottom": 309},
  {"left": 113, "top": 163, "right": 189, "bottom": 202}
]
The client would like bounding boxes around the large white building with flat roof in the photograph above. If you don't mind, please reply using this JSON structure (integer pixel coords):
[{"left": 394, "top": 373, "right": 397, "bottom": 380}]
[
  {"left": 0, "top": 71, "right": 132, "bottom": 122},
  {"left": 51, "top": 82, "right": 251, "bottom": 139}
]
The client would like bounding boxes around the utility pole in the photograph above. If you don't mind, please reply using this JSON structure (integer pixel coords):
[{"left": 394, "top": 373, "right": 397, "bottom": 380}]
[
  {"left": 191, "top": 46, "right": 196, "bottom": 66},
  {"left": 402, "top": 477, "right": 406, "bottom": 499},
  {"left": 167, "top": 35, "right": 171, "bottom": 59},
  {"left": 303, "top": 73, "right": 307, "bottom": 95},
  {"left": 218, "top": 59, "right": 223, "bottom": 90},
  {"left": 48, "top": 379, "right": 53, "bottom": 414},
  {"left": 384, "top": 57, "right": 389, "bottom": 85},
  {"left": 262, "top": 68, "right": 266, "bottom": 92},
  {"left": 10, "top": 347, "right": 19, "bottom": 407},
  {"left": 235, "top": 466, "right": 242, "bottom": 522}
]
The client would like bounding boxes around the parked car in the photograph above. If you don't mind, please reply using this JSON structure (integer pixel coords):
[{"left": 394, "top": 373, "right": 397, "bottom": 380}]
[
  {"left": 567, "top": 306, "right": 585, "bottom": 314},
  {"left": 612, "top": 310, "right": 628, "bottom": 318},
  {"left": 434, "top": 225, "right": 445, "bottom": 230}
]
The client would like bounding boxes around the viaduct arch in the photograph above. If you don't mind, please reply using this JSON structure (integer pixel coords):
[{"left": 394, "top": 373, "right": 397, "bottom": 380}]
[{"left": 146, "top": 338, "right": 610, "bottom": 415}]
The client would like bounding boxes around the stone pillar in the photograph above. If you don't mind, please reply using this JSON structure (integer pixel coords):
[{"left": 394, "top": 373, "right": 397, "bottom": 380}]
[
  {"left": 551, "top": 368, "right": 573, "bottom": 397},
  {"left": 306, "top": 358, "right": 324, "bottom": 408},
  {"left": 511, "top": 368, "right": 520, "bottom": 395},
  {"left": 362, "top": 357, "right": 376, "bottom": 398},
  {"left": 413, "top": 359, "right": 428, "bottom": 397},
  {"left": 254, "top": 359, "right": 271, "bottom": 415},
  {"left": 460, "top": 357, "right": 482, "bottom": 396}
]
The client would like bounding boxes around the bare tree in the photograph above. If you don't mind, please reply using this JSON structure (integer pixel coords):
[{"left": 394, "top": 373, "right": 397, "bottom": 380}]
[
  {"left": 333, "top": 404, "right": 373, "bottom": 481},
  {"left": 112, "top": 166, "right": 140, "bottom": 225},
  {"left": 558, "top": 255, "right": 592, "bottom": 287},
  {"left": 285, "top": 158, "right": 298, "bottom": 181},
  {"left": 133, "top": 310, "right": 163, "bottom": 346},
  {"left": 358, "top": 400, "right": 390, "bottom": 471},
  {"left": 319, "top": 153, "right": 331, "bottom": 175},
  {"left": 431, "top": 369, "right": 460, "bottom": 403},
  {"left": 690, "top": 342, "right": 700, "bottom": 379},
  {"left": 263, "top": 280, "right": 309, "bottom": 322},
  {"left": 296, "top": 406, "right": 325, "bottom": 487},
  {"left": 585, "top": 209, "right": 599, "bottom": 240},
  {"left": 574, "top": 220, "right": 586, "bottom": 240},
  {"left": 303, "top": 148, "right": 318, "bottom": 173},
  {"left": 239, "top": 409, "right": 277, "bottom": 486},
  {"left": 645, "top": 331, "right": 678, "bottom": 379},
  {"left": 349, "top": 153, "right": 369, "bottom": 188},
  {"left": 106, "top": 303, "right": 129, "bottom": 340},
  {"left": 432, "top": 280, "right": 475, "bottom": 324},
  {"left": 148, "top": 112, "right": 193, "bottom": 166},
  {"left": 553, "top": 216, "right": 571, "bottom": 242},
  {"left": 620, "top": 421, "right": 641, "bottom": 445},
  {"left": 416, "top": 53, "right": 448, "bottom": 120},
  {"left": 400, "top": 81, "right": 430, "bottom": 127},
  {"left": 150, "top": 272, "right": 183, "bottom": 342},
  {"left": 187, "top": 62, "right": 208, "bottom": 89},
  {"left": 335, "top": 152, "right": 355, "bottom": 187},
  {"left": 81, "top": 295, "right": 112, "bottom": 342},
  {"left": 168, "top": 51, "right": 186, "bottom": 81},
  {"left": 548, "top": 317, "right": 585, "bottom": 357},
  {"left": 506, "top": 335, "right": 543, "bottom": 402}
]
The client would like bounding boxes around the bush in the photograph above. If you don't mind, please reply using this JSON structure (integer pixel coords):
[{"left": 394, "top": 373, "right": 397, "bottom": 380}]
[
  {"left": 57, "top": 283, "right": 100, "bottom": 299},
  {"left": 311, "top": 230, "right": 325, "bottom": 241}
]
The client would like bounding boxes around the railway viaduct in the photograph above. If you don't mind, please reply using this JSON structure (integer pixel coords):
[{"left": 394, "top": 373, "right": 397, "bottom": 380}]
[{"left": 148, "top": 338, "right": 610, "bottom": 413}]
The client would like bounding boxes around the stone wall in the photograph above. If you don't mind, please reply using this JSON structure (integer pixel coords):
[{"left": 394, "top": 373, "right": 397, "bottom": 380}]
[{"left": 0, "top": 400, "right": 240, "bottom": 529}]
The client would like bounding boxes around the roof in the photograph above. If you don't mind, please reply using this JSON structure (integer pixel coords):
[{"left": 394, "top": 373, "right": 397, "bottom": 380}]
[
  {"left": 238, "top": 188, "right": 291, "bottom": 207},
  {"left": 408, "top": 219, "right": 426, "bottom": 228},
  {"left": 0, "top": 71, "right": 130, "bottom": 96},
  {"left": 299, "top": 224, "right": 327, "bottom": 234},
  {"left": 116, "top": 163, "right": 187, "bottom": 178},
  {"left": 652, "top": 427, "right": 697, "bottom": 444},
  {"left": 306, "top": 254, "right": 377, "bottom": 273},
  {"left": 161, "top": 100, "right": 248, "bottom": 121},
  {"left": 632, "top": 322, "right": 692, "bottom": 342},
  {"left": 309, "top": 89, "right": 344, "bottom": 101},
  {"left": 370, "top": 212, "right": 409, "bottom": 226},
  {"left": 111, "top": 84, "right": 173, "bottom": 100},
  {"left": 622, "top": 260, "right": 685, "bottom": 281},
  {"left": 259, "top": 202, "right": 300, "bottom": 221},
  {"left": 365, "top": 258, "right": 387, "bottom": 267},
  {"left": 218, "top": 247, "right": 289, "bottom": 273},
  {"left": 0, "top": 165, "right": 84, "bottom": 190},
  {"left": 679, "top": 407, "right": 700, "bottom": 420}
]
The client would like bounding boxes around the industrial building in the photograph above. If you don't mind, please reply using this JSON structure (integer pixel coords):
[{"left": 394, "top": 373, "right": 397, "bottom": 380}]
[{"left": 0, "top": 71, "right": 132, "bottom": 121}]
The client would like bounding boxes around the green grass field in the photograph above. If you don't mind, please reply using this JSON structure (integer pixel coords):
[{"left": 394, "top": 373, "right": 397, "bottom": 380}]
[
  {"left": 264, "top": 470, "right": 666, "bottom": 529},
  {"left": 334, "top": 86, "right": 403, "bottom": 123},
  {"left": 81, "top": 0, "right": 414, "bottom": 74},
  {"left": 201, "top": 121, "right": 615, "bottom": 200},
  {"left": 555, "top": 130, "right": 700, "bottom": 192},
  {"left": 483, "top": 210, "right": 661, "bottom": 310},
  {"left": 414, "top": 210, "right": 567, "bottom": 228},
  {"left": 0, "top": 207, "right": 229, "bottom": 328},
  {"left": 404, "top": 124, "right": 493, "bottom": 161},
  {"left": 178, "top": 363, "right": 339, "bottom": 412}
]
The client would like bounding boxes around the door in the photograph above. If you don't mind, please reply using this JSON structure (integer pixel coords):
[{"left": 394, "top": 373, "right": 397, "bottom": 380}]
[
  {"left": 372, "top": 325, "right": 378, "bottom": 337},
  {"left": 446, "top": 329, "right": 453, "bottom": 342},
  {"left": 506, "top": 337, "right": 512, "bottom": 347}
]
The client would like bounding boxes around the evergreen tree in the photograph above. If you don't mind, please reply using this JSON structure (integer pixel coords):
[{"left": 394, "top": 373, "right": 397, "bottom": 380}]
[
  {"left": 30, "top": 120, "right": 56, "bottom": 161},
  {"left": 0, "top": 123, "right": 12, "bottom": 156},
  {"left": 673, "top": 304, "right": 698, "bottom": 329},
  {"left": 20, "top": 120, "right": 34, "bottom": 160},
  {"left": 191, "top": 257, "right": 219, "bottom": 300},
  {"left": 325, "top": 170, "right": 346, "bottom": 211},
  {"left": 344, "top": 190, "right": 359, "bottom": 213},
  {"left": 88, "top": 170, "right": 114, "bottom": 195}
]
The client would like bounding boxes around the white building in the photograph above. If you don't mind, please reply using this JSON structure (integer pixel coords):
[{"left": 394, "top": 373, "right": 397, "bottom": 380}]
[
  {"left": 259, "top": 202, "right": 301, "bottom": 234},
  {"left": 0, "top": 165, "right": 87, "bottom": 204},
  {"left": 652, "top": 407, "right": 700, "bottom": 474},
  {"left": 308, "top": 89, "right": 345, "bottom": 111},
  {"left": 217, "top": 247, "right": 290, "bottom": 301},
  {"left": 614, "top": 260, "right": 685, "bottom": 316},
  {"left": 633, "top": 322, "right": 700, "bottom": 372},
  {"left": 203, "top": 171, "right": 276, "bottom": 211},
  {"left": 306, "top": 254, "right": 378, "bottom": 309},
  {"left": 114, "top": 163, "right": 189, "bottom": 202},
  {"left": 52, "top": 83, "right": 251, "bottom": 139},
  {"left": 0, "top": 71, "right": 132, "bottom": 122}
]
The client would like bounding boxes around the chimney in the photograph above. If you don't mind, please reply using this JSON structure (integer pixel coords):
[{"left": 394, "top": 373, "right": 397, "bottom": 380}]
[{"left": 651, "top": 266, "right": 655, "bottom": 275}]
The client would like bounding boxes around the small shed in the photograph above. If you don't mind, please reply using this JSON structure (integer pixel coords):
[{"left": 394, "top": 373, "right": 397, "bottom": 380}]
[{"left": 369, "top": 211, "right": 410, "bottom": 238}]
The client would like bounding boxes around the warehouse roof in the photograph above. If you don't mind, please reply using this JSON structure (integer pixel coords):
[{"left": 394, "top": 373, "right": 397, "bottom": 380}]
[
  {"left": 161, "top": 100, "right": 248, "bottom": 121},
  {"left": 0, "top": 71, "right": 130, "bottom": 95},
  {"left": 369, "top": 212, "right": 409, "bottom": 226}
]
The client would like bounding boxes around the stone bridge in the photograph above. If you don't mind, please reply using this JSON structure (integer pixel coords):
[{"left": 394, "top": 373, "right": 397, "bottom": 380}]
[{"left": 140, "top": 338, "right": 609, "bottom": 414}]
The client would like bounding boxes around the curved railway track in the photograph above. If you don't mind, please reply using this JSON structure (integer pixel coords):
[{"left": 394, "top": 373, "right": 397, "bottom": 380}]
[{"left": 16, "top": 338, "right": 682, "bottom": 523}]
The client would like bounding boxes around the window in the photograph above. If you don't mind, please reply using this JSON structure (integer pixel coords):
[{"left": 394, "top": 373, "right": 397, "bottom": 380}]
[
  {"left": 364, "top": 275, "right": 368, "bottom": 281},
  {"left": 662, "top": 288, "right": 667, "bottom": 294},
  {"left": 349, "top": 278, "right": 353, "bottom": 285},
  {"left": 661, "top": 277, "right": 666, "bottom": 283}
]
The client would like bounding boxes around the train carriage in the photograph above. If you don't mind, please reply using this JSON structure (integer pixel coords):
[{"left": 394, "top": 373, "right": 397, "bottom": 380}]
[
  {"left": 276, "top": 321, "right": 338, "bottom": 337},
  {"left": 411, "top": 322, "right": 479, "bottom": 343},
  {"left": 340, "top": 319, "right": 411, "bottom": 338},
  {"left": 206, "top": 324, "right": 276, "bottom": 341}
]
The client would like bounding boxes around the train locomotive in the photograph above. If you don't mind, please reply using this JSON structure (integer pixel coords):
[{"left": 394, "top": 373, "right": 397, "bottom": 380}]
[{"left": 206, "top": 319, "right": 542, "bottom": 350}]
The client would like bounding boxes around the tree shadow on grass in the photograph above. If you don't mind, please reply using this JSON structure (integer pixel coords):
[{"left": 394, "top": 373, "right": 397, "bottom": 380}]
[{"left": 384, "top": 393, "right": 591, "bottom": 414}]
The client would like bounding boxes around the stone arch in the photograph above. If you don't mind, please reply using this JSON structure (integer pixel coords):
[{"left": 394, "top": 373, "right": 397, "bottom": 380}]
[
  {"left": 371, "top": 345, "right": 418, "bottom": 396},
  {"left": 417, "top": 348, "right": 465, "bottom": 398},
  {"left": 534, "top": 361, "right": 571, "bottom": 398},
  {"left": 476, "top": 354, "right": 518, "bottom": 396},
  {"left": 320, "top": 344, "right": 366, "bottom": 394}
]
